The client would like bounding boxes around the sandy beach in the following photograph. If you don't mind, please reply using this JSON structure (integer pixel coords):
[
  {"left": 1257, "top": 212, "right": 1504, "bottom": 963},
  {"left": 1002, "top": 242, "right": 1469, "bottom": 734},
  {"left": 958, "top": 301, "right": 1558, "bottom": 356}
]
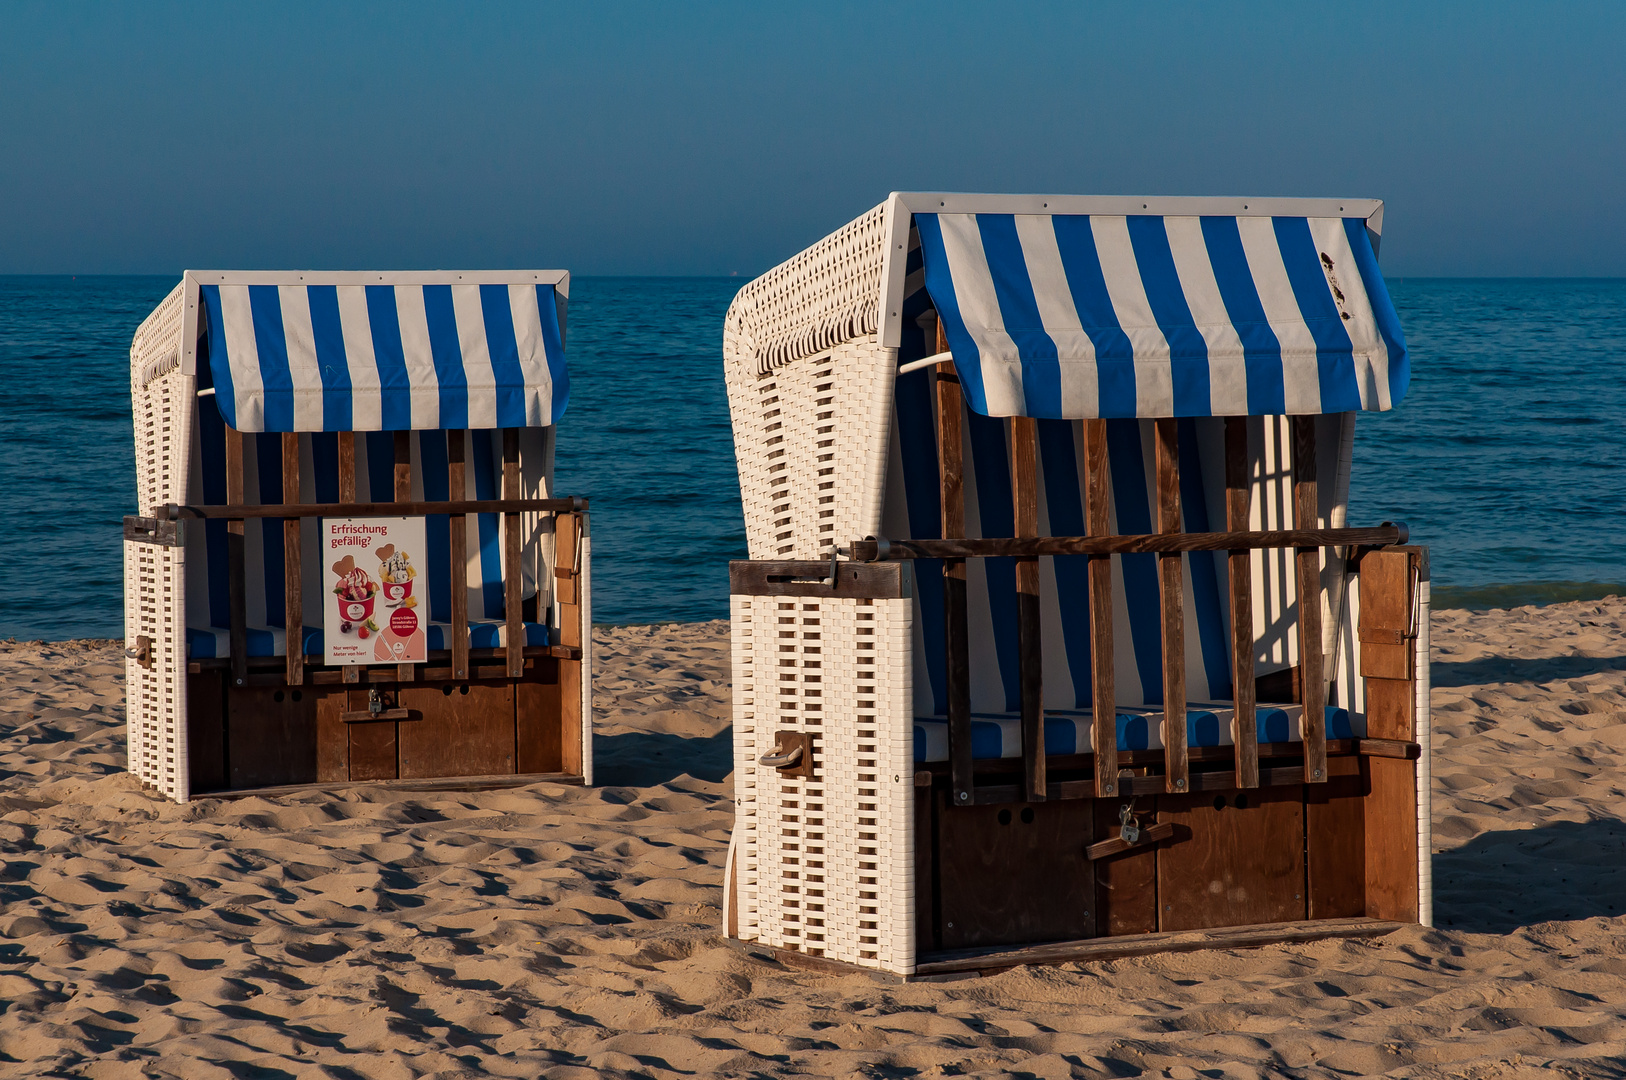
[{"left": 1, "top": 601, "right": 1623, "bottom": 1078}]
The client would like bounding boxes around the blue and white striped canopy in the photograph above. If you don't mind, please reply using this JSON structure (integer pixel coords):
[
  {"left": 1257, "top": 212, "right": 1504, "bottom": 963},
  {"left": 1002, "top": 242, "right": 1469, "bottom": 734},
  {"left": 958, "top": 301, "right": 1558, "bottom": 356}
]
[
  {"left": 197, "top": 275, "right": 568, "bottom": 432},
  {"left": 915, "top": 214, "right": 1407, "bottom": 419}
]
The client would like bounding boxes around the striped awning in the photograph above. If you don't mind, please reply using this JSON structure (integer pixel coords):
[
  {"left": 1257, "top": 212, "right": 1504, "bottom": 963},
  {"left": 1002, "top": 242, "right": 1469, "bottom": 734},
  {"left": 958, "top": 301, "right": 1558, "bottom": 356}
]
[
  {"left": 196, "top": 275, "right": 568, "bottom": 432},
  {"left": 915, "top": 214, "right": 1407, "bottom": 418}
]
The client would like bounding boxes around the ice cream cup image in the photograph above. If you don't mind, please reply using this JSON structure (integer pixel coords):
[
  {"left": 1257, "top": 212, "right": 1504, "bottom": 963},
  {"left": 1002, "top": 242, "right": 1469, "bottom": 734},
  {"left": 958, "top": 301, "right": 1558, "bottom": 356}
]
[
  {"left": 375, "top": 544, "right": 416, "bottom": 604},
  {"left": 382, "top": 578, "right": 414, "bottom": 604},
  {"left": 331, "top": 555, "right": 378, "bottom": 627},
  {"left": 341, "top": 594, "right": 376, "bottom": 622}
]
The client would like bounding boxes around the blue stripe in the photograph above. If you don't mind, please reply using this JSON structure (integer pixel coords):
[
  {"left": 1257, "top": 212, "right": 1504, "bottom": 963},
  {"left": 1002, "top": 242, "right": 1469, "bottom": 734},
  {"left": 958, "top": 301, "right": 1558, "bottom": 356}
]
[
  {"left": 480, "top": 286, "right": 528, "bottom": 427},
  {"left": 422, "top": 285, "right": 468, "bottom": 430},
  {"left": 364, "top": 286, "right": 413, "bottom": 430},
  {"left": 894, "top": 369, "right": 947, "bottom": 714},
  {"left": 1035, "top": 419, "right": 1093, "bottom": 706},
  {"left": 306, "top": 285, "right": 352, "bottom": 432},
  {"left": 197, "top": 286, "right": 238, "bottom": 429},
  {"left": 1049, "top": 216, "right": 1138, "bottom": 417},
  {"left": 965, "top": 412, "right": 1021, "bottom": 711},
  {"left": 1104, "top": 420, "right": 1165, "bottom": 703},
  {"left": 247, "top": 286, "right": 295, "bottom": 432},
  {"left": 255, "top": 433, "right": 286, "bottom": 627},
  {"left": 536, "top": 286, "right": 570, "bottom": 424},
  {"left": 364, "top": 432, "right": 394, "bottom": 503},
  {"left": 1126, "top": 217, "right": 1212, "bottom": 416},
  {"left": 1273, "top": 218, "right": 1363, "bottom": 412},
  {"left": 1343, "top": 218, "right": 1410, "bottom": 406},
  {"left": 1200, "top": 217, "right": 1285, "bottom": 414},
  {"left": 976, "top": 215, "right": 1063, "bottom": 417},
  {"left": 1177, "top": 418, "right": 1232, "bottom": 699},
  {"left": 915, "top": 214, "right": 990, "bottom": 415},
  {"left": 470, "top": 428, "right": 505, "bottom": 619},
  {"left": 417, "top": 431, "right": 452, "bottom": 624},
  {"left": 197, "top": 394, "right": 231, "bottom": 628}
]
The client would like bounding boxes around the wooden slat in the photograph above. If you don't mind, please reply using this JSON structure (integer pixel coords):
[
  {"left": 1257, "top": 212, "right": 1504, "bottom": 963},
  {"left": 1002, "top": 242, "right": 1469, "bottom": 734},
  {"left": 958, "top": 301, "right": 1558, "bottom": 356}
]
[
  {"left": 728, "top": 560, "right": 910, "bottom": 599},
  {"left": 1155, "top": 419, "right": 1188, "bottom": 795},
  {"left": 1292, "top": 416, "right": 1327, "bottom": 784},
  {"left": 847, "top": 525, "right": 1405, "bottom": 560},
  {"left": 393, "top": 431, "right": 415, "bottom": 683},
  {"left": 1084, "top": 419, "right": 1117, "bottom": 798},
  {"left": 1224, "top": 417, "right": 1258, "bottom": 789},
  {"left": 282, "top": 433, "right": 304, "bottom": 687},
  {"left": 447, "top": 430, "right": 470, "bottom": 681},
  {"left": 336, "top": 433, "right": 359, "bottom": 685},
  {"left": 911, "top": 917, "right": 1405, "bottom": 977},
  {"left": 936, "top": 318, "right": 972, "bottom": 809},
  {"left": 1010, "top": 415, "right": 1044, "bottom": 802},
  {"left": 556, "top": 511, "right": 583, "bottom": 775},
  {"left": 165, "top": 497, "right": 582, "bottom": 520},
  {"left": 224, "top": 426, "right": 248, "bottom": 689},
  {"left": 502, "top": 429, "right": 524, "bottom": 679}
]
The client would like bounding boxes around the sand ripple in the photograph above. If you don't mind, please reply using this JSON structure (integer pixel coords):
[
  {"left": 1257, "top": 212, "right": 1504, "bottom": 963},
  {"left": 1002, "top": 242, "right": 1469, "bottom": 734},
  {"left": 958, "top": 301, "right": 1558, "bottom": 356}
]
[{"left": 1, "top": 606, "right": 1624, "bottom": 1077}]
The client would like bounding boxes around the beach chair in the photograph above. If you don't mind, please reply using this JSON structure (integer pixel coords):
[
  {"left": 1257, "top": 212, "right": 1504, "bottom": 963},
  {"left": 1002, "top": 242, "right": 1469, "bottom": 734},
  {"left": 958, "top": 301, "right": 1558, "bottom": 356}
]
[
  {"left": 123, "top": 272, "right": 591, "bottom": 802},
  {"left": 722, "top": 195, "right": 1430, "bottom": 978}
]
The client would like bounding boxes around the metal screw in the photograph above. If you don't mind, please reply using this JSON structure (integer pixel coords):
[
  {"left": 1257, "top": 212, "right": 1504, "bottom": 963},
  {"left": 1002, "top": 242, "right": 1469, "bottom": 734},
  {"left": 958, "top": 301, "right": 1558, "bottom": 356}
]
[
  {"left": 957, "top": 791, "right": 970, "bottom": 802},
  {"left": 1176, "top": 779, "right": 1186, "bottom": 790},
  {"left": 1313, "top": 768, "right": 1322, "bottom": 779}
]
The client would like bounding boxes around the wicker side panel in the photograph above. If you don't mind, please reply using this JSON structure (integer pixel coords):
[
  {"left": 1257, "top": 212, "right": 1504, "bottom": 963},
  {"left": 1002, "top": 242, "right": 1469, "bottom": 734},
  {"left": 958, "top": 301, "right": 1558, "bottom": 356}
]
[
  {"left": 730, "top": 595, "right": 761, "bottom": 940},
  {"left": 129, "top": 282, "right": 190, "bottom": 515},
  {"left": 725, "top": 339, "right": 895, "bottom": 561},
  {"left": 736, "top": 593, "right": 914, "bottom": 975},
  {"left": 724, "top": 202, "right": 887, "bottom": 375},
  {"left": 124, "top": 539, "right": 189, "bottom": 802}
]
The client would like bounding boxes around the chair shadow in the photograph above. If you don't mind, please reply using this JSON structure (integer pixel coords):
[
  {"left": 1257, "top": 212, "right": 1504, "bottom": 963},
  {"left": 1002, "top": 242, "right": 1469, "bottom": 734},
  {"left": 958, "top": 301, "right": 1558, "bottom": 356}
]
[
  {"left": 1430, "top": 655, "right": 1626, "bottom": 688},
  {"left": 592, "top": 728, "right": 734, "bottom": 787},
  {"left": 1432, "top": 817, "right": 1626, "bottom": 933}
]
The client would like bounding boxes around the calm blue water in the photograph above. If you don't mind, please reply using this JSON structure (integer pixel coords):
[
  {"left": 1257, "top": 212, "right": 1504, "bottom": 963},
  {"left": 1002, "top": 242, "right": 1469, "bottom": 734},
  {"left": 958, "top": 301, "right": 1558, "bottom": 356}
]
[{"left": 0, "top": 276, "right": 1622, "bottom": 640}]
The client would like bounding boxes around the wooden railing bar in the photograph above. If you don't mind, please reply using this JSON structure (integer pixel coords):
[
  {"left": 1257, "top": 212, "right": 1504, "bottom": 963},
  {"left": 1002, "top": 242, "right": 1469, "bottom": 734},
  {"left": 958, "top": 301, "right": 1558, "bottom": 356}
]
[
  {"left": 1155, "top": 419, "right": 1188, "bottom": 794},
  {"left": 225, "top": 427, "right": 248, "bottom": 689},
  {"left": 1084, "top": 418, "right": 1118, "bottom": 799},
  {"left": 848, "top": 525, "right": 1405, "bottom": 561},
  {"left": 163, "top": 497, "right": 586, "bottom": 520},
  {"left": 936, "top": 319, "right": 973, "bottom": 809},
  {"left": 1010, "top": 415, "right": 1045, "bottom": 802},
  {"left": 1225, "top": 417, "right": 1259, "bottom": 789},
  {"left": 282, "top": 432, "right": 304, "bottom": 687},
  {"left": 337, "top": 433, "right": 359, "bottom": 684},
  {"left": 556, "top": 509, "right": 585, "bottom": 776},
  {"left": 502, "top": 428, "right": 524, "bottom": 679},
  {"left": 393, "top": 431, "right": 415, "bottom": 683},
  {"left": 447, "top": 430, "right": 470, "bottom": 681},
  {"left": 1293, "top": 416, "right": 1327, "bottom": 784}
]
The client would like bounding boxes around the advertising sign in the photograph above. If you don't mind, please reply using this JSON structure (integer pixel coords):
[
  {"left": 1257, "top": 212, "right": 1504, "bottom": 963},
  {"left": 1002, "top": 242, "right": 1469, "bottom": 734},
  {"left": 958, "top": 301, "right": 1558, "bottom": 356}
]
[{"left": 323, "top": 517, "right": 427, "bottom": 666}]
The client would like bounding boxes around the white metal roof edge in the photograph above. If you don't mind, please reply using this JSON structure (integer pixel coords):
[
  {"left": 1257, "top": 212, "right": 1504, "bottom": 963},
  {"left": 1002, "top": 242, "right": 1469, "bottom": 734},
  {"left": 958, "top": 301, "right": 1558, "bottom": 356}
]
[
  {"left": 183, "top": 269, "right": 569, "bottom": 289},
  {"left": 879, "top": 193, "right": 1386, "bottom": 349}
]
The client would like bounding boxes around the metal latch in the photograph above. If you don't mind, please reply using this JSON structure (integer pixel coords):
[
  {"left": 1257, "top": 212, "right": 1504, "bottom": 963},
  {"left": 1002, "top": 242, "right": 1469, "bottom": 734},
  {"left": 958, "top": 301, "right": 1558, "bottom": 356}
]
[
  {"left": 759, "top": 729, "right": 814, "bottom": 778},
  {"left": 125, "top": 635, "right": 154, "bottom": 670}
]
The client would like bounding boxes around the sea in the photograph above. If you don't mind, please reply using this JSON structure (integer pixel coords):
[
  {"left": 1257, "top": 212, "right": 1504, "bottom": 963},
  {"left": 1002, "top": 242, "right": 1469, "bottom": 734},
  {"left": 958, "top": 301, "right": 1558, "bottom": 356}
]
[{"left": 1, "top": 275, "right": 1622, "bottom": 641}]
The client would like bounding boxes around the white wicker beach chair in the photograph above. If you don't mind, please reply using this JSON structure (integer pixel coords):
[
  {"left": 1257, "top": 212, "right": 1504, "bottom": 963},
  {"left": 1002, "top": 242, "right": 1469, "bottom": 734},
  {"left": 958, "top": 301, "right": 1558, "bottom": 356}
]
[
  {"left": 124, "top": 272, "right": 591, "bottom": 803},
  {"left": 722, "top": 195, "right": 1430, "bottom": 978}
]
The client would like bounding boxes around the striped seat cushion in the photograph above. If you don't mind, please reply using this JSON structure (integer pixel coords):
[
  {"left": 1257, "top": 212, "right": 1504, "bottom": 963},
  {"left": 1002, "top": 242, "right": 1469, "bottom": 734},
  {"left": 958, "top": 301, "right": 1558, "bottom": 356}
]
[
  {"left": 186, "top": 621, "right": 552, "bottom": 659},
  {"left": 912, "top": 704, "right": 1355, "bottom": 762}
]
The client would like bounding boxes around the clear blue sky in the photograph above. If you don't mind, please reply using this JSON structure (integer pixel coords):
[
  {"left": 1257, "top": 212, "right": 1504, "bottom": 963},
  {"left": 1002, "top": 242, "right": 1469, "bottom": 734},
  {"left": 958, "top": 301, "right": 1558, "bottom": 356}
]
[{"left": 3, "top": 1, "right": 1622, "bottom": 277}]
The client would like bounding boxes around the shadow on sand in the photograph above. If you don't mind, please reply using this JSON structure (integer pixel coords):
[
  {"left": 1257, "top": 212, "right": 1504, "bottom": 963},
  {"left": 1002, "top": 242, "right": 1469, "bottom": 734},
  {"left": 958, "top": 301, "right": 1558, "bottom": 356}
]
[
  {"left": 592, "top": 728, "right": 734, "bottom": 788},
  {"left": 1433, "top": 817, "right": 1626, "bottom": 933},
  {"left": 1429, "top": 654, "right": 1626, "bottom": 688}
]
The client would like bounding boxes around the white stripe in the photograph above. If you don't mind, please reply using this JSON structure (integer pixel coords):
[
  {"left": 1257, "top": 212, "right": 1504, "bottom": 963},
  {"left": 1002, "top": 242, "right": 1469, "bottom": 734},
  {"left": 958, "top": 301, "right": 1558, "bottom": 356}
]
[
  {"left": 1307, "top": 218, "right": 1390, "bottom": 410},
  {"left": 936, "top": 214, "right": 1025, "bottom": 416},
  {"left": 218, "top": 285, "right": 265, "bottom": 431},
  {"left": 452, "top": 285, "right": 499, "bottom": 428},
  {"left": 1236, "top": 218, "right": 1322, "bottom": 414},
  {"left": 336, "top": 286, "right": 382, "bottom": 431},
  {"left": 1032, "top": 447, "right": 1080, "bottom": 710},
  {"left": 1163, "top": 217, "right": 1250, "bottom": 416},
  {"left": 276, "top": 287, "right": 326, "bottom": 431},
  {"left": 1088, "top": 217, "right": 1174, "bottom": 417},
  {"left": 508, "top": 285, "right": 551, "bottom": 426},
  {"left": 393, "top": 286, "right": 440, "bottom": 429},
  {"left": 1014, "top": 215, "right": 1098, "bottom": 417}
]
